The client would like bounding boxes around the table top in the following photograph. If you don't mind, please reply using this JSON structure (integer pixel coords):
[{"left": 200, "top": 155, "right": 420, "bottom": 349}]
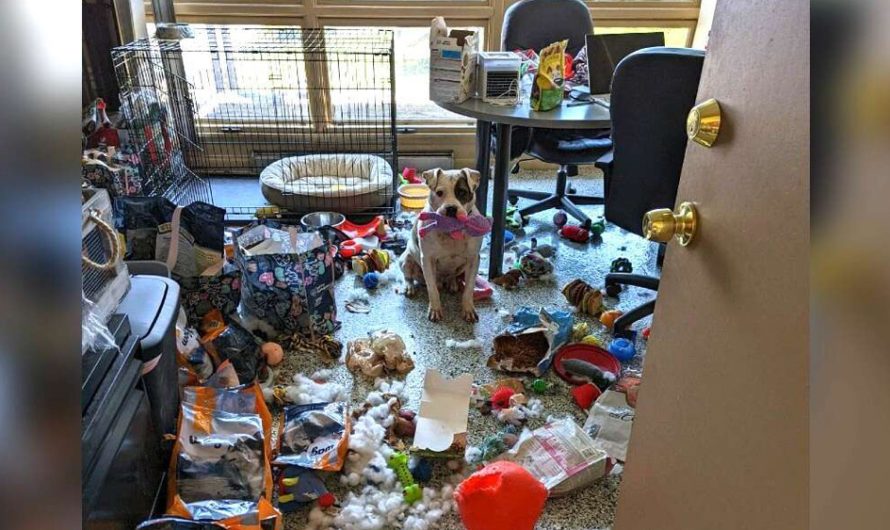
[{"left": 437, "top": 97, "right": 611, "bottom": 129}]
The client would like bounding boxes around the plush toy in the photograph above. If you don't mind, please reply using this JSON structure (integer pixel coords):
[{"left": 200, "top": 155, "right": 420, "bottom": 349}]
[
  {"left": 559, "top": 224, "right": 590, "bottom": 243},
  {"left": 518, "top": 252, "right": 553, "bottom": 278},
  {"left": 418, "top": 211, "right": 493, "bottom": 240},
  {"left": 562, "top": 279, "right": 604, "bottom": 315},
  {"left": 455, "top": 461, "right": 548, "bottom": 530},
  {"left": 261, "top": 342, "right": 285, "bottom": 366}
]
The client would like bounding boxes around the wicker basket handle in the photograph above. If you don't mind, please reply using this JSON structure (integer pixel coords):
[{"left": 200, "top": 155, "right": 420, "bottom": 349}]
[{"left": 82, "top": 209, "right": 122, "bottom": 272}]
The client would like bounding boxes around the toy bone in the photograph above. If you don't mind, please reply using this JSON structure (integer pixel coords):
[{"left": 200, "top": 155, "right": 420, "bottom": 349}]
[{"left": 418, "top": 211, "right": 493, "bottom": 239}]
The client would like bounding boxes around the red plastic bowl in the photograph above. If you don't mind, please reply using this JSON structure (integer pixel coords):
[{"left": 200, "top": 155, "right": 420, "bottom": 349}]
[{"left": 553, "top": 343, "right": 622, "bottom": 386}]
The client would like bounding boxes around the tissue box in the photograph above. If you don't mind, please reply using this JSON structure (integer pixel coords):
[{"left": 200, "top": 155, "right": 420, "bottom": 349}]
[
  {"left": 410, "top": 369, "right": 473, "bottom": 458},
  {"left": 429, "top": 17, "right": 478, "bottom": 104}
]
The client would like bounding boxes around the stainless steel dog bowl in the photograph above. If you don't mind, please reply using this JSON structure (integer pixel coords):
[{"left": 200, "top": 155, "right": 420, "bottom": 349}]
[{"left": 300, "top": 211, "right": 346, "bottom": 231}]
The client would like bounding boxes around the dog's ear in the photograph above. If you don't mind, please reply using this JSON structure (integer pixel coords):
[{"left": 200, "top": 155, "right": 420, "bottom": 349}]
[
  {"left": 422, "top": 168, "right": 442, "bottom": 190},
  {"left": 461, "top": 168, "right": 481, "bottom": 192}
]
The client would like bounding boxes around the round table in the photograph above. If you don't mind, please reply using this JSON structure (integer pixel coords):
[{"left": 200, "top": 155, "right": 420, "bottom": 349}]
[{"left": 438, "top": 98, "right": 611, "bottom": 278}]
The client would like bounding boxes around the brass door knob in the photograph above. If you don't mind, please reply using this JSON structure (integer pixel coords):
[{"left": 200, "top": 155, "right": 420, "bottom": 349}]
[
  {"left": 686, "top": 98, "right": 721, "bottom": 147},
  {"left": 643, "top": 201, "right": 699, "bottom": 246}
]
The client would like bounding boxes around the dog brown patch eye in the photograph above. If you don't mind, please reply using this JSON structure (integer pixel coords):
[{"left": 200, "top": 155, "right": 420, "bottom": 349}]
[{"left": 436, "top": 190, "right": 444, "bottom": 197}]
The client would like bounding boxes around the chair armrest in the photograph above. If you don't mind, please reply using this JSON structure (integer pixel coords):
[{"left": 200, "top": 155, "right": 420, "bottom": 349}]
[{"left": 595, "top": 150, "right": 614, "bottom": 175}]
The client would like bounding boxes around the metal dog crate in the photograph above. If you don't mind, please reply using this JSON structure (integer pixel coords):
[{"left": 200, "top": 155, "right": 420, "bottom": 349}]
[{"left": 113, "top": 26, "right": 398, "bottom": 218}]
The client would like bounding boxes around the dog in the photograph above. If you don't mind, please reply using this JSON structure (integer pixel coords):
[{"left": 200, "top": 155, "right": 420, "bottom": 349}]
[{"left": 400, "top": 168, "right": 483, "bottom": 323}]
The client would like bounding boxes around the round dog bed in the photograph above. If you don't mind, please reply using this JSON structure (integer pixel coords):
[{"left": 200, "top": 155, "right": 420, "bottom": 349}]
[{"left": 260, "top": 154, "right": 393, "bottom": 214}]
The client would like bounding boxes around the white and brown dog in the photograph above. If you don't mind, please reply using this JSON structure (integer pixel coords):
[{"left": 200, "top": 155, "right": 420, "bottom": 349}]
[{"left": 400, "top": 168, "right": 483, "bottom": 323}]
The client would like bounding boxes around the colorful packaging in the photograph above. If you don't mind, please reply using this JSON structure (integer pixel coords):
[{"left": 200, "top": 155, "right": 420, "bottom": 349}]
[
  {"left": 275, "top": 402, "right": 350, "bottom": 471},
  {"left": 200, "top": 309, "right": 262, "bottom": 385},
  {"left": 530, "top": 40, "right": 567, "bottom": 111},
  {"left": 166, "top": 384, "right": 280, "bottom": 529}
]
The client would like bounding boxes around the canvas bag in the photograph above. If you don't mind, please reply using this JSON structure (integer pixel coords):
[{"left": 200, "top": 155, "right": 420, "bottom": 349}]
[{"left": 233, "top": 221, "right": 338, "bottom": 337}]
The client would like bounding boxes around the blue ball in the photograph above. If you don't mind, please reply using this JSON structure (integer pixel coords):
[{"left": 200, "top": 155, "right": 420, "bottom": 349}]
[
  {"left": 362, "top": 272, "right": 380, "bottom": 289},
  {"left": 608, "top": 337, "right": 636, "bottom": 362},
  {"left": 504, "top": 230, "right": 515, "bottom": 245}
]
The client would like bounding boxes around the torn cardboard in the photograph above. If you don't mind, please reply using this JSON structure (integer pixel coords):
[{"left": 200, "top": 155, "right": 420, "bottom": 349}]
[{"left": 411, "top": 369, "right": 473, "bottom": 458}]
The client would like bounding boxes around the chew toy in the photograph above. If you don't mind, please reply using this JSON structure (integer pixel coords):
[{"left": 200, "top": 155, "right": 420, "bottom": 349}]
[
  {"left": 388, "top": 451, "right": 422, "bottom": 504},
  {"left": 418, "top": 211, "right": 492, "bottom": 240},
  {"left": 455, "top": 461, "right": 548, "bottom": 530},
  {"left": 599, "top": 309, "right": 624, "bottom": 330},
  {"left": 352, "top": 248, "right": 390, "bottom": 275},
  {"left": 559, "top": 224, "right": 590, "bottom": 243},
  {"left": 562, "top": 279, "right": 604, "bottom": 315}
]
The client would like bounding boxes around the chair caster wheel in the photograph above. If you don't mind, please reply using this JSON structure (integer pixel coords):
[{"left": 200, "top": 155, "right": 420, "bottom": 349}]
[
  {"left": 605, "top": 283, "right": 622, "bottom": 298},
  {"left": 568, "top": 185, "right": 577, "bottom": 195},
  {"left": 521, "top": 216, "right": 530, "bottom": 226},
  {"left": 508, "top": 195, "right": 520, "bottom": 206}
]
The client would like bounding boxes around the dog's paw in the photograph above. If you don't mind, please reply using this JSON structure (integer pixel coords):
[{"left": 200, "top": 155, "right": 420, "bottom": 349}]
[
  {"left": 428, "top": 304, "right": 444, "bottom": 322},
  {"left": 461, "top": 304, "right": 478, "bottom": 323},
  {"left": 404, "top": 284, "right": 417, "bottom": 298}
]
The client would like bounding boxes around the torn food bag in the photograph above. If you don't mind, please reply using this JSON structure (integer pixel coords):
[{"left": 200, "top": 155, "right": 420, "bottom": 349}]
[
  {"left": 275, "top": 402, "right": 350, "bottom": 471},
  {"left": 582, "top": 389, "right": 635, "bottom": 462},
  {"left": 488, "top": 307, "right": 573, "bottom": 376}
]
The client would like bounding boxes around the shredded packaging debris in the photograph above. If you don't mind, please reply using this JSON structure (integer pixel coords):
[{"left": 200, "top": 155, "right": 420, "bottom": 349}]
[
  {"left": 444, "top": 338, "right": 483, "bottom": 349},
  {"left": 263, "top": 369, "right": 348, "bottom": 406}
]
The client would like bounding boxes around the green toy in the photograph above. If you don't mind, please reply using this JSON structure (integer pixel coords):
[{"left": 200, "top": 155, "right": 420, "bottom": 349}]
[
  {"left": 530, "top": 379, "right": 552, "bottom": 394},
  {"left": 388, "top": 452, "right": 423, "bottom": 504},
  {"left": 589, "top": 219, "right": 606, "bottom": 236}
]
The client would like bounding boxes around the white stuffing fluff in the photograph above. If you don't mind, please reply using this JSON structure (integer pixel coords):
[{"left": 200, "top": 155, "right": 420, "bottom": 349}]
[
  {"left": 496, "top": 397, "right": 543, "bottom": 425},
  {"left": 304, "top": 378, "right": 457, "bottom": 530},
  {"left": 444, "top": 339, "right": 483, "bottom": 349},
  {"left": 497, "top": 309, "right": 512, "bottom": 319},
  {"left": 267, "top": 370, "right": 348, "bottom": 405}
]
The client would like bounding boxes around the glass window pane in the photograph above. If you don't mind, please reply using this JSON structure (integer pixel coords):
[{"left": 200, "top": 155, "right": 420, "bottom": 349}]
[{"left": 594, "top": 26, "right": 691, "bottom": 48}]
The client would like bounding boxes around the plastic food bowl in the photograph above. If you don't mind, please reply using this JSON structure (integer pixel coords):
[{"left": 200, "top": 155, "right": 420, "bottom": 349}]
[
  {"left": 301, "top": 211, "right": 346, "bottom": 231},
  {"left": 553, "top": 343, "right": 622, "bottom": 386},
  {"left": 398, "top": 184, "right": 430, "bottom": 209}
]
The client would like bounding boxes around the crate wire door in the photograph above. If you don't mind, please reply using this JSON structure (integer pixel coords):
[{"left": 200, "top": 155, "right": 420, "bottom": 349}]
[
  {"left": 116, "top": 26, "right": 399, "bottom": 218},
  {"left": 112, "top": 40, "right": 213, "bottom": 207}
]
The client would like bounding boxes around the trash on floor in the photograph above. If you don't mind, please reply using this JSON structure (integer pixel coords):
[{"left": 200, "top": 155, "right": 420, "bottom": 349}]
[
  {"left": 497, "top": 417, "right": 609, "bottom": 497},
  {"left": 583, "top": 389, "right": 635, "bottom": 462},
  {"left": 491, "top": 268, "right": 524, "bottom": 289},
  {"left": 518, "top": 251, "right": 554, "bottom": 279},
  {"left": 455, "top": 460, "right": 548, "bottom": 530},
  {"left": 411, "top": 369, "right": 473, "bottom": 459},
  {"left": 276, "top": 466, "right": 329, "bottom": 512},
  {"left": 199, "top": 309, "right": 262, "bottom": 384},
  {"left": 264, "top": 369, "right": 348, "bottom": 406},
  {"left": 346, "top": 329, "right": 415, "bottom": 378},
  {"left": 276, "top": 401, "right": 351, "bottom": 471},
  {"left": 445, "top": 338, "right": 483, "bottom": 349},
  {"left": 562, "top": 278, "right": 604, "bottom": 315},
  {"left": 488, "top": 307, "right": 572, "bottom": 376},
  {"left": 286, "top": 333, "right": 343, "bottom": 361}
]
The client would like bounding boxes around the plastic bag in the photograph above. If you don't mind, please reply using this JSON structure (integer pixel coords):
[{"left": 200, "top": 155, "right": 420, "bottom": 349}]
[
  {"left": 82, "top": 291, "right": 118, "bottom": 355},
  {"left": 275, "top": 402, "right": 350, "bottom": 471},
  {"left": 488, "top": 307, "right": 573, "bottom": 376},
  {"left": 497, "top": 417, "right": 608, "bottom": 497},
  {"left": 167, "top": 385, "right": 279, "bottom": 528},
  {"left": 530, "top": 40, "right": 567, "bottom": 111},
  {"left": 176, "top": 309, "right": 214, "bottom": 388}
]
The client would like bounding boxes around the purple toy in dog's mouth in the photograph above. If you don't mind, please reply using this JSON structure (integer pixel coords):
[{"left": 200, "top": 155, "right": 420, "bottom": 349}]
[{"left": 417, "top": 211, "right": 493, "bottom": 240}]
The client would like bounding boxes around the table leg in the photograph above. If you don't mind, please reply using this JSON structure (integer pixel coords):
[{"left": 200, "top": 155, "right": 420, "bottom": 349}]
[
  {"left": 489, "top": 123, "right": 512, "bottom": 279},
  {"left": 474, "top": 120, "right": 492, "bottom": 215}
]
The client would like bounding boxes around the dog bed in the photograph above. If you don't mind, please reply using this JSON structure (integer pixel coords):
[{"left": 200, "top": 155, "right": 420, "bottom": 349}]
[{"left": 260, "top": 154, "right": 393, "bottom": 214}]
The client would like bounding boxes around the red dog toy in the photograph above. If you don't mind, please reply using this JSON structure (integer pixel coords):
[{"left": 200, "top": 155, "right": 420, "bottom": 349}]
[
  {"left": 559, "top": 224, "right": 590, "bottom": 243},
  {"left": 455, "top": 461, "right": 548, "bottom": 530}
]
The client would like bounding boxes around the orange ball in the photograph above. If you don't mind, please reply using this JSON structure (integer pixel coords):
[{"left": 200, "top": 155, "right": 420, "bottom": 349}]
[
  {"left": 599, "top": 309, "right": 624, "bottom": 330},
  {"left": 261, "top": 342, "right": 284, "bottom": 366},
  {"left": 455, "top": 461, "right": 548, "bottom": 530}
]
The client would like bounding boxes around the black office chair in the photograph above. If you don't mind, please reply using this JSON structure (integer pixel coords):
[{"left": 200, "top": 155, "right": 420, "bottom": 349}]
[
  {"left": 498, "top": 0, "right": 612, "bottom": 225},
  {"left": 598, "top": 47, "right": 705, "bottom": 334}
]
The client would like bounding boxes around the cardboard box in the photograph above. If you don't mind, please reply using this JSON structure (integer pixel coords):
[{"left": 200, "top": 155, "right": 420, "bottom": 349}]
[
  {"left": 411, "top": 369, "right": 473, "bottom": 458},
  {"left": 429, "top": 17, "right": 478, "bottom": 104}
]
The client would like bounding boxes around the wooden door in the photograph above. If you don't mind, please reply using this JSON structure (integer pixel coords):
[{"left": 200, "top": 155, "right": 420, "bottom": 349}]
[{"left": 613, "top": 1, "right": 809, "bottom": 529}]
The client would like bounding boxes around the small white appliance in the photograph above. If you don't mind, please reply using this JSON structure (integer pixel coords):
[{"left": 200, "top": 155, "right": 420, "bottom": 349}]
[{"left": 477, "top": 51, "right": 522, "bottom": 105}]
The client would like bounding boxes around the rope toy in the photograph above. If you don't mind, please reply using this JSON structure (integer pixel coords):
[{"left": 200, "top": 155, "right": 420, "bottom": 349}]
[
  {"left": 562, "top": 279, "right": 604, "bottom": 315},
  {"left": 82, "top": 209, "right": 122, "bottom": 272},
  {"left": 418, "top": 211, "right": 492, "bottom": 240}
]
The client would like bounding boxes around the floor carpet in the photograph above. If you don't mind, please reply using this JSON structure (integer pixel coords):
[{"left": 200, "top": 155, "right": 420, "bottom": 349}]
[{"left": 219, "top": 168, "right": 660, "bottom": 529}]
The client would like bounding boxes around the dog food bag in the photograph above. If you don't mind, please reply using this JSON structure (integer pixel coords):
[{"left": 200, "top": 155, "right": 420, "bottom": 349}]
[
  {"left": 497, "top": 417, "right": 609, "bottom": 497},
  {"left": 530, "top": 40, "right": 567, "bottom": 111},
  {"left": 275, "top": 402, "right": 350, "bottom": 471},
  {"left": 167, "top": 385, "right": 280, "bottom": 529}
]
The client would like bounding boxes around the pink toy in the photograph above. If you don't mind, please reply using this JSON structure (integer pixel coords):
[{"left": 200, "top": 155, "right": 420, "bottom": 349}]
[{"left": 418, "top": 211, "right": 493, "bottom": 240}]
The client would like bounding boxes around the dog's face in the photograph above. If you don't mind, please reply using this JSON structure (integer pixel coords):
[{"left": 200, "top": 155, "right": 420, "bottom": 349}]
[{"left": 423, "top": 168, "right": 481, "bottom": 218}]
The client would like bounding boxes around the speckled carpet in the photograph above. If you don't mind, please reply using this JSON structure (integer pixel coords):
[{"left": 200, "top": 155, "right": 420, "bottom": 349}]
[{"left": 249, "top": 168, "right": 660, "bottom": 529}]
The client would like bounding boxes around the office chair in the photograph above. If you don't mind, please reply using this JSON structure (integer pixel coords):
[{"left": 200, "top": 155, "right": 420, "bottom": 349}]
[
  {"left": 597, "top": 47, "right": 705, "bottom": 334},
  {"left": 498, "top": 0, "right": 612, "bottom": 225}
]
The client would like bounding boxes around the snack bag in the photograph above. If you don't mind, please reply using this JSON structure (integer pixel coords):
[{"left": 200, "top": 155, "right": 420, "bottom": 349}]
[
  {"left": 275, "top": 402, "right": 350, "bottom": 471},
  {"left": 200, "top": 310, "right": 262, "bottom": 384},
  {"left": 530, "top": 40, "right": 567, "bottom": 111}
]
